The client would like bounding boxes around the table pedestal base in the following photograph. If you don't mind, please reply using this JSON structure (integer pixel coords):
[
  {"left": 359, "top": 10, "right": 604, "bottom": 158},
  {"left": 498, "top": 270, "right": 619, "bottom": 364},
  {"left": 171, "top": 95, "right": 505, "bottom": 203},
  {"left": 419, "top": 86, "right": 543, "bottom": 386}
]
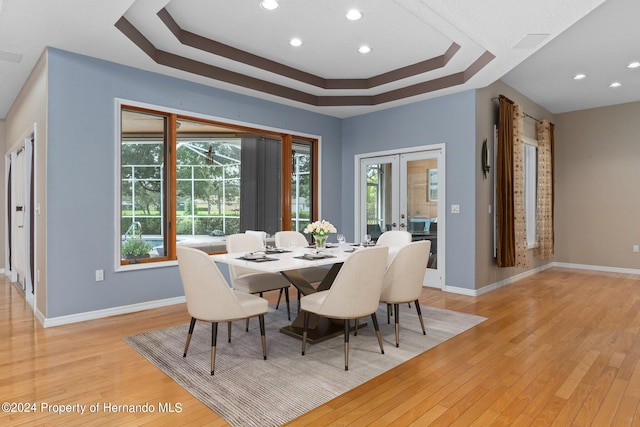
[{"left": 279, "top": 314, "right": 367, "bottom": 344}]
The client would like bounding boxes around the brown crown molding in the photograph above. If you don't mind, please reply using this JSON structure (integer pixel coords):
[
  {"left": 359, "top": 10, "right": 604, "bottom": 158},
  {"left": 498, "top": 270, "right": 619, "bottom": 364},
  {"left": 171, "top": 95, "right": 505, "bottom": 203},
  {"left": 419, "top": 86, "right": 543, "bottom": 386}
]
[
  {"left": 157, "top": 7, "right": 460, "bottom": 90},
  {"left": 115, "top": 16, "right": 494, "bottom": 107}
]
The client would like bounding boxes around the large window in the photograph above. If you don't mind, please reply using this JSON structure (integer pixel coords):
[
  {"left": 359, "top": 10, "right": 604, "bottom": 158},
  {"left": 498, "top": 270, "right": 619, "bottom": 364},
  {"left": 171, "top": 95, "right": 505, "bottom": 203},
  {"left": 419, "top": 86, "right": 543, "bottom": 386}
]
[
  {"left": 120, "top": 106, "right": 317, "bottom": 265},
  {"left": 524, "top": 138, "right": 538, "bottom": 248},
  {"left": 291, "top": 140, "right": 314, "bottom": 232}
]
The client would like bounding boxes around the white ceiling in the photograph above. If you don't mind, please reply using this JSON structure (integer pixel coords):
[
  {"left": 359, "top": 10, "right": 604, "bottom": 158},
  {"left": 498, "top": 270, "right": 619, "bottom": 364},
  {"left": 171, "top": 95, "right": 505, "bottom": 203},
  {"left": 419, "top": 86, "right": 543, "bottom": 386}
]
[{"left": 0, "top": 0, "right": 636, "bottom": 120}]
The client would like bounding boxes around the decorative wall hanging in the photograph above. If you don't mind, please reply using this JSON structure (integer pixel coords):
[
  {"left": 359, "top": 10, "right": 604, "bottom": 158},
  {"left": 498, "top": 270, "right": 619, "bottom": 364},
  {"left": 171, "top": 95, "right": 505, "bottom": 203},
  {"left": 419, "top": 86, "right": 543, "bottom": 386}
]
[{"left": 481, "top": 138, "right": 490, "bottom": 179}]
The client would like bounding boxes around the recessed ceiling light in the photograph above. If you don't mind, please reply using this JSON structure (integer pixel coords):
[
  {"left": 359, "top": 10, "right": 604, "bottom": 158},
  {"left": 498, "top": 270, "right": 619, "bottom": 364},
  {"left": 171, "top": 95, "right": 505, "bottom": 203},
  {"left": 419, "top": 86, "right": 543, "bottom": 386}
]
[
  {"left": 346, "top": 9, "right": 362, "bottom": 20},
  {"left": 573, "top": 74, "right": 587, "bottom": 80},
  {"left": 289, "top": 38, "right": 302, "bottom": 47},
  {"left": 358, "top": 45, "right": 372, "bottom": 54},
  {"left": 609, "top": 82, "right": 622, "bottom": 88},
  {"left": 260, "top": 0, "right": 278, "bottom": 10},
  {"left": 627, "top": 61, "right": 640, "bottom": 69}
]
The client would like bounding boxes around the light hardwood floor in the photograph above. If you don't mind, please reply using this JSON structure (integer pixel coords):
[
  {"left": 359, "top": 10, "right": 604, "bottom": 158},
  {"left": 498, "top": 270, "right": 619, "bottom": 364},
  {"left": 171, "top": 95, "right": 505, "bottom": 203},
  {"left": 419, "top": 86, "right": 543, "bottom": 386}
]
[{"left": 1, "top": 268, "right": 639, "bottom": 426}]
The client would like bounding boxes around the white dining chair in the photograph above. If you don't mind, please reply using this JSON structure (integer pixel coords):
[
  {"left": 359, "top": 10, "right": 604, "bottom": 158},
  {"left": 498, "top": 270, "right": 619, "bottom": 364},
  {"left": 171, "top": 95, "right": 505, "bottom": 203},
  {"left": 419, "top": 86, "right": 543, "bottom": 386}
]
[
  {"left": 245, "top": 230, "right": 267, "bottom": 241},
  {"left": 379, "top": 240, "right": 431, "bottom": 347},
  {"left": 226, "top": 233, "right": 293, "bottom": 321},
  {"left": 376, "top": 230, "right": 412, "bottom": 248},
  {"left": 300, "top": 245, "right": 388, "bottom": 370},
  {"left": 376, "top": 230, "right": 412, "bottom": 264},
  {"left": 176, "top": 246, "right": 268, "bottom": 375}
]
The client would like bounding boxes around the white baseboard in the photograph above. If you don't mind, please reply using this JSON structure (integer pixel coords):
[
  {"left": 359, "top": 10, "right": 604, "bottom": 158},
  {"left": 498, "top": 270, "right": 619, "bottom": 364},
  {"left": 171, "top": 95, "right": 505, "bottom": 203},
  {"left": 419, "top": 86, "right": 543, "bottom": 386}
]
[
  {"left": 442, "top": 285, "right": 478, "bottom": 296},
  {"left": 38, "top": 262, "right": 640, "bottom": 327},
  {"left": 474, "top": 263, "right": 555, "bottom": 296},
  {"left": 552, "top": 262, "right": 640, "bottom": 275},
  {"left": 443, "top": 263, "right": 553, "bottom": 297},
  {"left": 459, "top": 261, "right": 640, "bottom": 297},
  {"left": 42, "top": 296, "right": 186, "bottom": 328}
]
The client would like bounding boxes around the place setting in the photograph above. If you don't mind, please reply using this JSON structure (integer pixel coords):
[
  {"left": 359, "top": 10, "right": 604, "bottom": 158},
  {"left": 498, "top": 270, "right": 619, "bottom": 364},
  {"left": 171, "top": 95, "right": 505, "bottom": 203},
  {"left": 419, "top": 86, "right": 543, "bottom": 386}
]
[{"left": 236, "top": 252, "right": 278, "bottom": 262}]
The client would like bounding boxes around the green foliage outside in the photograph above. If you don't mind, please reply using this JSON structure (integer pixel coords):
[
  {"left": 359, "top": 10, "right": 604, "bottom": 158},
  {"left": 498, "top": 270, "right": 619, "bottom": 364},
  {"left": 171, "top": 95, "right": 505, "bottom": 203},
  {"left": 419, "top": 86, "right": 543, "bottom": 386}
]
[{"left": 121, "top": 223, "right": 153, "bottom": 258}]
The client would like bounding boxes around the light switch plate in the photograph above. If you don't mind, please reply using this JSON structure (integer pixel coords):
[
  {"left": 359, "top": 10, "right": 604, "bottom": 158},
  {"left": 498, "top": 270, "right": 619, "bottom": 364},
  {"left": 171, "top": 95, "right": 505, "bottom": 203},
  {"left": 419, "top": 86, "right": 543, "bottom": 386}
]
[{"left": 451, "top": 204, "right": 460, "bottom": 214}]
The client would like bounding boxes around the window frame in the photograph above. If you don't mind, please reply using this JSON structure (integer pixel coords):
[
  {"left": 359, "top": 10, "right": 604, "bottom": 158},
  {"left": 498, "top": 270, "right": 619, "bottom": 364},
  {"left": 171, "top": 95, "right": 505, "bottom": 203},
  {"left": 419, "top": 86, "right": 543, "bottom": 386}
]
[
  {"left": 523, "top": 136, "right": 538, "bottom": 249},
  {"left": 116, "top": 100, "right": 319, "bottom": 270}
]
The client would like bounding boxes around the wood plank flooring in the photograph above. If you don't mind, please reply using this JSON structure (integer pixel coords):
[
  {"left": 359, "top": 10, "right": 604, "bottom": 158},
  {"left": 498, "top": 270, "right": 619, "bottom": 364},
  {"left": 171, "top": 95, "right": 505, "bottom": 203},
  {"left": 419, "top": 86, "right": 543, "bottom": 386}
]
[{"left": 1, "top": 268, "right": 639, "bottom": 426}]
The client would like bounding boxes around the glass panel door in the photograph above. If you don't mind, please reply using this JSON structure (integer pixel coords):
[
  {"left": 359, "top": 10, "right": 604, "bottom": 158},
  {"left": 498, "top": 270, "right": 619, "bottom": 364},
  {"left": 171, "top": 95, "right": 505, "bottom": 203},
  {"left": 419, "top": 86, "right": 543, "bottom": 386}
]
[
  {"left": 400, "top": 151, "right": 442, "bottom": 288},
  {"left": 358, "top": 148, "right": 443, "bottom": 288},
  {"left": 359, "top": 155, "right": 399, "bottom": 243}
]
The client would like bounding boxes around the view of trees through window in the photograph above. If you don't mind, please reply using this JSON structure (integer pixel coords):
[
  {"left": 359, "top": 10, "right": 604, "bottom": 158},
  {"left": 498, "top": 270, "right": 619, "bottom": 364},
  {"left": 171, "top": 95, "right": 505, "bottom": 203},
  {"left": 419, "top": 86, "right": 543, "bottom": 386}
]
[
  {"left": 176, "top": 134, "right": 241, "bottom": 237},
  {"left": 120, "top": 107, "right": 316, "bottom": 264}
]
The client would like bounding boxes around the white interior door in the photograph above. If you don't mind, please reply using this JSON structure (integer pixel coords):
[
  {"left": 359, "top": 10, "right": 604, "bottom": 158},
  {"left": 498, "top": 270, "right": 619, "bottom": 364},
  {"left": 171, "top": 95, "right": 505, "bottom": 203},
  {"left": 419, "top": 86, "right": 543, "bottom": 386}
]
[
  {"left": 12, "top": 149, "right": 26, "bottom": 290},
  {"left": 357, "top": 147, "right": 444, "bottom": 289},
  {"left": 7, "top": 134, "right": 34, "bottom": 295}
]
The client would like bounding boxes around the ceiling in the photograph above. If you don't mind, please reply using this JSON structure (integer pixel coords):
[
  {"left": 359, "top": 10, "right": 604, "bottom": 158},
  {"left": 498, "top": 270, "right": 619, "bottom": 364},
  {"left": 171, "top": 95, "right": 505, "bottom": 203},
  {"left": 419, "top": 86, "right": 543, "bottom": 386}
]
[{"left": 0, "top": 0, "right": 637, "bottom": 120}]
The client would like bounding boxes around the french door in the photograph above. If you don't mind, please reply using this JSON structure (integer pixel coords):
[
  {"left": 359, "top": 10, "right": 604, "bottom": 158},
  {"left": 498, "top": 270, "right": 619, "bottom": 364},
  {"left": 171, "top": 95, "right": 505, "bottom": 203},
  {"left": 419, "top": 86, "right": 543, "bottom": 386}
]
[{"left": 357, "top": 147, "right": 444, "bottom": 288}]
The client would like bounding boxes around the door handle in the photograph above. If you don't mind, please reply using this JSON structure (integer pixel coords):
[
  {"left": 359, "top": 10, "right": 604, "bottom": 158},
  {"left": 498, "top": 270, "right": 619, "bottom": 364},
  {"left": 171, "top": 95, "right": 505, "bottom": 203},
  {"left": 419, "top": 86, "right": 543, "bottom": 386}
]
[
  {"left": 391, "top": 222, "right": 397, "bottom": 227},
  {"left": 400, "top": 223, "right": 406, "bottom": 228}
]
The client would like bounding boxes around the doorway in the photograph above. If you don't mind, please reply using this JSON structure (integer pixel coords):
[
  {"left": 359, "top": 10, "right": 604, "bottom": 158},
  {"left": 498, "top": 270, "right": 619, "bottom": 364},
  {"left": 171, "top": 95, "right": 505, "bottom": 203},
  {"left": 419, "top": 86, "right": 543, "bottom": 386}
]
[
  {"left": 5, "top": 129, "right": 35, "bottom": 300},
  {"left": 356, "top": 145, "right": 444, "bottom": 289}
]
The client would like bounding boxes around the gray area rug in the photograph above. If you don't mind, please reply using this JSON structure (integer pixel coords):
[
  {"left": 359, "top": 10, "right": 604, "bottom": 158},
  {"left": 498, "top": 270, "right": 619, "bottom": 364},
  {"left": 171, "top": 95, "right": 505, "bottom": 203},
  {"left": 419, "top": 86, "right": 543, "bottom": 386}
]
[{"left": 124, "top": 303, "right": 486, "bottom": 426}]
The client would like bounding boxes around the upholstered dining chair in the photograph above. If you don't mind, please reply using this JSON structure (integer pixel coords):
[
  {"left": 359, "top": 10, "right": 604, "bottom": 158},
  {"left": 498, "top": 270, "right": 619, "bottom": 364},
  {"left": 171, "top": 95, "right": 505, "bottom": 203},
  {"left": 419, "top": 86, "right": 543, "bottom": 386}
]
[
  {"left": 226, "top": 233, "right": 293, "bottom": 321},
  {"left": 245, "top": 229, "right": 267, "bottom": 241},
  {"left": 376, "top": 230, "right": 412, "bottom": 248},
  {"left": 379, "top": 240, "right": 431, "bottom": 347},
  {"left": 300, "top": 245, "right": 389, "bottom": 370},
  {"left": 376, "top": 230, "right": 412, "bottom": 264},
  {"left": 176, "top": 246, "right": 268, "bottom": 375}
]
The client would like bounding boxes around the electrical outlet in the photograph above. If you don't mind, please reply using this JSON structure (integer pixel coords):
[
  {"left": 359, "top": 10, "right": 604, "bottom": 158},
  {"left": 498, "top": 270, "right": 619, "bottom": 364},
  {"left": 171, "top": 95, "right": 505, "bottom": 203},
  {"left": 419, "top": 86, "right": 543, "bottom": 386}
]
[
  {"left": 451, "top": 204, "right": 460, "bottom": 214},
  {"left": 633, "top": 245, "right": 639, "bottom": 253},
  {"left": 95, "top": 269, "right": 104, "bottom": 281}
]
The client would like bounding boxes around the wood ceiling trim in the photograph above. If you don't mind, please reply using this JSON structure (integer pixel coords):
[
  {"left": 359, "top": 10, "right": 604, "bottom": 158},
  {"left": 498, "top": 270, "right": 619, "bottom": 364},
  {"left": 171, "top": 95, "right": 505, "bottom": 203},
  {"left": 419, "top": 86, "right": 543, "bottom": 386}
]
[
  {"left": 115, "top": 16, "right": 494, "bottom": 107},
  {"left": 157, "top": 7, "right": 459, "bottom": 90}
]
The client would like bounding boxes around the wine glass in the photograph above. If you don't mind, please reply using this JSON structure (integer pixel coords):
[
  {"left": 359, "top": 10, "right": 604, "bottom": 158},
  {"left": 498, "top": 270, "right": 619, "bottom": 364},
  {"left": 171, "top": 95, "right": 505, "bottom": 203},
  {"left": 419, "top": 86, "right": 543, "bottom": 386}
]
[
  {"left": 364, "top": 234, "right": 371, "bottom": 246},
  {"left": 337, "top": 233, "right": 345, "bottom": 247}
]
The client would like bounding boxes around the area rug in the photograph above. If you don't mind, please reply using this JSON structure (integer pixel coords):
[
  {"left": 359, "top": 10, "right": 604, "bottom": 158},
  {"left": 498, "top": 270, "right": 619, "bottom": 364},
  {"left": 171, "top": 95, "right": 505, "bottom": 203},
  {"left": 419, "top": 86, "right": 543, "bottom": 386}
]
[{"left": 124, "top": 303, "right": 486, "bottom": 426}]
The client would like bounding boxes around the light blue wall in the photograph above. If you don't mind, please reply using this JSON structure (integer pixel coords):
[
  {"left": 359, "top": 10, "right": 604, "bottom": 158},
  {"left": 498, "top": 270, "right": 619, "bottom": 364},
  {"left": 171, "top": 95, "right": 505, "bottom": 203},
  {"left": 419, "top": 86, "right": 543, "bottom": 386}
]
[
  {"left": 45, "top": 48, "right": 342, "bottom": 317},
  {"left": 44, "top": 48, "right": 479, "bottom": 318},
  {"left": 341, "top": 91, "right": 477, "bottom": 289}
]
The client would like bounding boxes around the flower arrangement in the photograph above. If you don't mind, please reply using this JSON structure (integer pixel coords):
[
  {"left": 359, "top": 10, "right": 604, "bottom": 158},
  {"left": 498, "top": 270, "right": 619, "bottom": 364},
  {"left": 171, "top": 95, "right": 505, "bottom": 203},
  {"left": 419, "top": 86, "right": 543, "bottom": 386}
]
[
  {"left": 303, "top": 219, "right": 337, "bottom": 237},
  {"left": 303, "top": 220, "right": 337, "bottom": 249}
]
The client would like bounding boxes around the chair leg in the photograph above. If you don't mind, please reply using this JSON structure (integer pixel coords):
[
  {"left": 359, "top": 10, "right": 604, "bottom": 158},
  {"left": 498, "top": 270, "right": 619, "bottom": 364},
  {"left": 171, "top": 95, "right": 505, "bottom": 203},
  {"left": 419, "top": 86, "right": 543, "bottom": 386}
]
[
  {"left": 211, "top": 322, "right": 218, "bottom": 375},
  {"left": 275, "top": 288, "right": 284, "bottom": 309},
  {"left": 258, "top": 315, "right": 267, "bottom": 360},
  {"left": 297, "top": 290, "right": 301, "bottom": 314},
  {"left": 183, "top": 317, "right": 196, "bottom": 357},
  {"left": 394, "top": 303, "right": 400, "bottom": 347},
  {"left": 354, "top": 318, "right": 359, "bottom": 336},
  {"left": 246, "top": 318, "right": 250, "bottom": 332},
  {"left": 387, "top": 303, "right": 392, "bottom": 324},
  {"left": 344, "top": 319, "right": 350, "bottom": 371},
  {"left": 285, "top": 287, "right": 291, "bottom": 321},
  {"left": 228, "top": 321, "right": 232, "bottom": 343},
  {"left": 301, "top": 311, "right": 310, "bottom": 355},
  {"left": 371, "top": 312, "right": 384, "bottom": 355},
  {"left": 415, "top": 299, "right": 426, "bottom": 335}
]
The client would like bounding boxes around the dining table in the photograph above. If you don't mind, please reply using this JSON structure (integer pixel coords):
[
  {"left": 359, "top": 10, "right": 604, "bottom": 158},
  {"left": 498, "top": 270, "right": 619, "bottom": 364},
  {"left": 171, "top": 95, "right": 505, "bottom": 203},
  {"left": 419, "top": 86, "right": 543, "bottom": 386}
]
[{"left": 211, "top": 244, "right": 371, "bottom": 343}]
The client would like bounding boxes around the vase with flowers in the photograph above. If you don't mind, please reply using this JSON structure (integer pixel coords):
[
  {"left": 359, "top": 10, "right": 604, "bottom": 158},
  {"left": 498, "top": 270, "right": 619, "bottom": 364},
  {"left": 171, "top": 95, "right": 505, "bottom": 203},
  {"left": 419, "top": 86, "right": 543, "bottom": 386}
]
[{"left": 303, "top": 219, "right": 337, "bottom": 249}]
